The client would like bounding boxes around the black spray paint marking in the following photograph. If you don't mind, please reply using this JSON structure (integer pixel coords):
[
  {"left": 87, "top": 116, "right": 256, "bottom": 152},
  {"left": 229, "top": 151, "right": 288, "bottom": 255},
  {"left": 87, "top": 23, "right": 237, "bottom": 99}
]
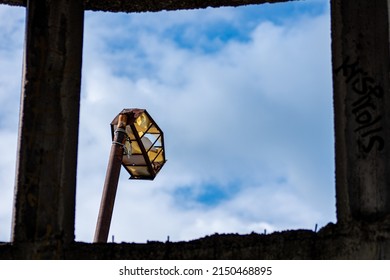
[{"left": 335, "top": 57, "right": 385, "bottom": 153}]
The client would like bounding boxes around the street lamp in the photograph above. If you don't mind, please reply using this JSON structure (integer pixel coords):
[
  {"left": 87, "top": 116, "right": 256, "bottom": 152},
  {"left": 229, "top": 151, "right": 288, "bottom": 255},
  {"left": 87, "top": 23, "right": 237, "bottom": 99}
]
[
  {"left": 94, "top": 108, "right": 166, "bottom": 243},
  {"left": 110, "top": 109, "right": 166, "bottom": 180}
]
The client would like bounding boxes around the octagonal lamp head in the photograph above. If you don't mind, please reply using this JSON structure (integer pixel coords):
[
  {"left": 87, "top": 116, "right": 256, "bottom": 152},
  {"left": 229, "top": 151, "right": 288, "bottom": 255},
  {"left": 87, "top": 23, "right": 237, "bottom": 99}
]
[{"left": 110, "top": 109, "right": 166, "bottom": 180}]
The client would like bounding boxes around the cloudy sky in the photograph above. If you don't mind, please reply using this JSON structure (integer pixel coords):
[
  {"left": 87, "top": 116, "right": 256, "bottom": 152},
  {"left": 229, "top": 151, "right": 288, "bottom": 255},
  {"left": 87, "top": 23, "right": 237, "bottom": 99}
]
[{"left": 0, "top": 0, "right": 335, "bottom": 243}]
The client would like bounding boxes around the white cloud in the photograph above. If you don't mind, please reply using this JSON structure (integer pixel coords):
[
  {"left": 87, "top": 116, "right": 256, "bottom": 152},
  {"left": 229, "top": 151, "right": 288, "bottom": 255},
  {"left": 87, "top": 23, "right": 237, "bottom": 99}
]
[
  {"left": 0, "top": 131, "right": 18, "bottom": 241},
  {"left": 0, "top": 5, "right": 24, "bottom": 241},
  {"left": 76, "top": 4, "right": 334, "bottom": 243}
]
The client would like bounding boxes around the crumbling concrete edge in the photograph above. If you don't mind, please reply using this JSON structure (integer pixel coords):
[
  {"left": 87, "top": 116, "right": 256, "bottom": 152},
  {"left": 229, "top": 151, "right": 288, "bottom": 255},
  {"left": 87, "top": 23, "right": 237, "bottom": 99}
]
[{"left": 2, "top": 220, "right": 389, "bottom": 259}]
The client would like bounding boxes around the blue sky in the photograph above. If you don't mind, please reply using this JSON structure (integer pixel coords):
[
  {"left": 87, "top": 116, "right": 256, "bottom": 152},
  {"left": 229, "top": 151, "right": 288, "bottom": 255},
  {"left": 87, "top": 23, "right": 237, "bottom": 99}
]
[{"left": 0, "top": 0, "right": 335, "bottom": 243}]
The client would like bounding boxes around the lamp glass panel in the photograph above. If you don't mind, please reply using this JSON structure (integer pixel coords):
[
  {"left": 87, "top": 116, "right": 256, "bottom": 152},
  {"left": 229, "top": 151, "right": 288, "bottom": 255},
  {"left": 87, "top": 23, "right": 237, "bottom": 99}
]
[
  {"left": 148, "top": 147, "right": 164, "bottom": 163},
  {"left": 111, "top": 110, "right": 165, "bottom": 179},
  {"left": 125, "top": 125, "right": 137, "bottom": 141},
  {"left": 130, "top": 141, "right": 142, "bottom": 154},
  {"left": 145, "top": 124, "right": 160, "bottom": 134},
  {"left": 143, "top": 135, "right": 157, "bottom": 149},
  {"left": 134, "top": 113, "right": 151, "bottom": 134},
  {"left": 124, "top": 139, "right": 132, "bottom": 156},
  {"left": 126, "top": 166, "right": 151, "bottom": 178},
  {"left": 122, "top": 154, "right": 146, "bottom": 166}
]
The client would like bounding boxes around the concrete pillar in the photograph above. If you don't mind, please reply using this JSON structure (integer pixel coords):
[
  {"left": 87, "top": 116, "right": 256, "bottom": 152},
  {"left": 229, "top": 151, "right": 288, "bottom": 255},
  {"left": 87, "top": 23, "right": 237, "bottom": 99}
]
[
  {"left": 331, "top": 0, "right": 390, "bottom": 223},
  {"left": 12, "top": 0, "right": 84, "bottom": 246}
]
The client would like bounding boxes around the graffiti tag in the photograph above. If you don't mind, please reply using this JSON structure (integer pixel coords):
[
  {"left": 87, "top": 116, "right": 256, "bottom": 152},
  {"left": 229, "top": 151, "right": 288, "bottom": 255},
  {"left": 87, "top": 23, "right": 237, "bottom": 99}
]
[{"left": 335, "top": 57, "right": 385, "bottom": 154}]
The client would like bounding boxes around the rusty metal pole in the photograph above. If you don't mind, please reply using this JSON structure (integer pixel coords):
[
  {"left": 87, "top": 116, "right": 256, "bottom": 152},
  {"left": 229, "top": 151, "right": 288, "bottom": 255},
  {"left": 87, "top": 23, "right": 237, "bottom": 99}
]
[{"left": 94, "top": 114, "right": 128, "bottom": 243}]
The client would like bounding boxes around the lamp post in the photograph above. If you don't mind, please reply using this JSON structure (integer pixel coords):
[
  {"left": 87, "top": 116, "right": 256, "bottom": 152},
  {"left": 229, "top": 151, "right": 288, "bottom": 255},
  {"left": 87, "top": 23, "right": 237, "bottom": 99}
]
[{"left": 94, "top": 109, "right": 166, "bottom": 243}]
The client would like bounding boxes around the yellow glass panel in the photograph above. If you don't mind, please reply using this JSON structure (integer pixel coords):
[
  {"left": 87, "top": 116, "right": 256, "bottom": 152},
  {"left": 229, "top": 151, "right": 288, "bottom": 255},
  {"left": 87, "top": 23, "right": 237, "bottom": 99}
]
[
  {"left": 148, "top": 148, "right": 164, "bottom": 163},
  {"left": 134, "top": 114, "right": 161, "bottom": 135},
  {"left": 125, "top": 125, "right": 137, "bottom": 140},
  {"left": 134, "top": 113, "right": 151, "bottom": 133},
  {"left": 130, "top": 141, "right": 142, "bottom": 154},
  {"left": 147, "top": 124, "right": 160, "bottom": 134},
  {"left": 127, "top": 166, "right": 151, "bottom": 177},
  {"left": 129, "top": 136, "right": 157, "bottom": 154}
]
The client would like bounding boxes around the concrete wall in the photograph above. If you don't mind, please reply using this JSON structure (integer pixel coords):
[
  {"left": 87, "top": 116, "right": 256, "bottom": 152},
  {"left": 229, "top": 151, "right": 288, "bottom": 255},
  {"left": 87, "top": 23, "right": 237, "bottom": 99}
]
[
  {"left": 332, "top": 0, "right": 390, "bottom": 224},
  {"left": 1, "top": 0, "right": 390, "bottom": 259},
  {"left": 1, "top": 221, "right": 390, "bottom": 259}
]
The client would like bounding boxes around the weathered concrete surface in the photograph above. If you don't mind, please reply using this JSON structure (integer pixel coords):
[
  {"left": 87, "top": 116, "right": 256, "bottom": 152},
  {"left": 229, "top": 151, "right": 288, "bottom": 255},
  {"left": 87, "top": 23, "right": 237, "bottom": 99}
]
[
  {"left": 331, "top": 0, "right": 390, "bottom": 223},
  {"left": 0, "top": 0, "right": 294, "bottom": 12},
  {"left": 74, "top": 230, "right": 317, "bottom": 260},
  {"left": 67, "top": 222, "right": 390, "bottom": 259},
  {"left": 1, "top": 221, "right": 390, "bottom": 259},
  {"left": 11, "top": 0, "right": 84, "bottom": 251},
  {"left": 83, "top": 0, "right": 293, "bottom": 13}
]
